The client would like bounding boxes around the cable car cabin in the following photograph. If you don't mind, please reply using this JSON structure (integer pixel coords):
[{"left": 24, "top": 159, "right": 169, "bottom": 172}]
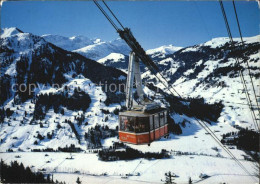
[{"left": 119, "top": 108, "right": 168, "bottom": 144}]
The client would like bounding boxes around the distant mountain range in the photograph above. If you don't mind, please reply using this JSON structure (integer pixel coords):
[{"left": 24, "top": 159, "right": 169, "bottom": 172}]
[
  {"left": 42, "top": 34, "right": 131, "bottom": 60},
  {"left": 42, "top": 32, "right": 183, "bottom": 65}
]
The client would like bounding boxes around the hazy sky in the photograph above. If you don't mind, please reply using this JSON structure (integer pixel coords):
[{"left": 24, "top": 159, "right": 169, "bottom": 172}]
[{"left": 1, "top": 1, "right": 259, "bottom": 49}]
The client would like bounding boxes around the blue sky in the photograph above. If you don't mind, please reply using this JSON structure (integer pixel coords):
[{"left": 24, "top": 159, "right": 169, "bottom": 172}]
[{"left": 1, "top": 1, "right": 259, "bottom": 49}]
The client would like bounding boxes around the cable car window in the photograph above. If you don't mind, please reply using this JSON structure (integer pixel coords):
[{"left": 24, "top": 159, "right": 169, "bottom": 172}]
[
  {"left": 154, "top": 114, "right": 159, "bottom": 129},
  {"left": 120, "top": 116, "right": 125, "bottom": 131},
  {"left": 135, "top": 117, "right": 149, "bottom": 133},
  {"left": 120, "top": 116, "right": 135, "bottom": 132},
  {"left": 164, "top": 111, "right": 167, "bottom": 124},
  {"left": 160, "top": 113, "right": 164, "bottom": 126},
  {"left": 149, "top": 116, "right": 153, "bottom": 131}
]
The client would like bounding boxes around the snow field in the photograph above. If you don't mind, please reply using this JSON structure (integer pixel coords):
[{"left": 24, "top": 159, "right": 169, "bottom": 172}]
[{"left": 0, "top": 152, "right": 257, "bottom": 184}]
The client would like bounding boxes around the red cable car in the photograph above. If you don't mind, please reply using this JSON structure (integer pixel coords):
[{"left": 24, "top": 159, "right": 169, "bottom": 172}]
[
  {"left": 117, "top": 51, "right": 169, "bottom": 145},
  {"left": 93, "top": 1, "right": 172, "bottom": 145},
  {"left": 119, "top": 109, "right": 168, "bottom": 144}
]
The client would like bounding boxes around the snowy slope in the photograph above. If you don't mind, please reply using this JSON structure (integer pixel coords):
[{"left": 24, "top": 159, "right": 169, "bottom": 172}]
[
  {"left": 177, "top": 36, "right": 260, "bottom": 130},
  {"left": 97, "top": 53, "right": 128, "bottom": 72},
  {"left": 98, "top": 53, "right": 125, "bottom": 64}
]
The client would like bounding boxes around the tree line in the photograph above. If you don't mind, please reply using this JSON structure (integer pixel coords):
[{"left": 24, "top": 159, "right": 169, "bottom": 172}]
[{"left": 0, "top": 159, "right": 64, "bottom": 183}]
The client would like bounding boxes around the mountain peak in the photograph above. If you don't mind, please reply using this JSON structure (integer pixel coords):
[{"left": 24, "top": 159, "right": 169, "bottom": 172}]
[
  {"left": 98, "top": 53, "right": 125, "bottom": 64},
  {"left": 146, "top": 44, "right": 183, "bottom": 56},
  {"left": 69, "top": 35, "right": 91, "bottom": 41},
  {"left": 203, "top": 35, "right": 259, "bottom": 48},
  {"left": 1, "top": 27, "right": 24, "bottom": 38},
  {"left": 92, "top": 38, "right": 102, "bottom": 44}
]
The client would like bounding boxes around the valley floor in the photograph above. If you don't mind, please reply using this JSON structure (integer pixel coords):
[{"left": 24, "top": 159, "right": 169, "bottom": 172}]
[{"left": 0, "top": 151, "right": 258, "bottom": 184}]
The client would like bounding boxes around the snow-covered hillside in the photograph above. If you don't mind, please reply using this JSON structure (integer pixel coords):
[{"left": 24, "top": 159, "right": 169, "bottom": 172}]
[
  {"left": 153, "top": 36, "right": 260, "bottom": 131},
  {"left": 0, "top": 28, "right": 259, "bottom": 184}
]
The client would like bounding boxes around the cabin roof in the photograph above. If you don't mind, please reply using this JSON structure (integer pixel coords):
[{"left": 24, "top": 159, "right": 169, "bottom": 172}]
[{"left": 119, "top": 108, "right": 167, "bottom": 117}]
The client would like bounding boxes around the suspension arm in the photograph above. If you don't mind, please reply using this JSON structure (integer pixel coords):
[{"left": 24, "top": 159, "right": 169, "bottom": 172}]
[{"left": 118, "top": 28, "right": 160, "bottom": 74}]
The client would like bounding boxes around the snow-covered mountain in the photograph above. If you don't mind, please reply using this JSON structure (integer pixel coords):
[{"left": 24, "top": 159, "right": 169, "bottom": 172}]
[
  {"left": 73, "top": 38, "right": 131, "bottom": 61},
  {"left": 1, "top": 27, "right": 259, "bottom": 184},
  {"left": 145, "top": 35, "right": 260, "bottom": 131},
  {"left": 94, "top": 44, "right": 183, "bottom": 73},
  {"left": 41, "top": 33, "right": 182, "bottom": 68},
  {"left": 95, "top": 34, "right": 260, "bottom": 133},
  {"left": 41, "top": 33, "right": 183, "bottom": 62},
  {"left": 1, "top": 27, "right": 24, "bottom": 38},
  {"left": 146, "top": 44, "right": 183, "bottom": 58},
  {"left": 42, "top": 34, "right": 94, "bottom": 51},
  {"left": 97, "top": 53, "right": 128, "bottom": 72},
  {"left": 95, "top": 36, "right": 260, "bottom": 131},
  {"left": 42, "top": 34, "right": 131, "bottom": 60},
  {"left": 0, "top": 27, "right": 228, "bottom": 151},
  {"left": 0, "top": 27, "right": 128, "bottom": 150}
]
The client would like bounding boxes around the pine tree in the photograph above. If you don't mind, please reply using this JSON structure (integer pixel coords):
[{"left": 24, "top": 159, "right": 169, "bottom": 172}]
[
  {"left": 76, "top": 177, "right": 81, "bottom": 184},
  {"left": 189, "top": 177, "right": 192, "bottom": 184},
  {"left": 47, "top": 174, "right": 51, "bottom": 182},
  {"left": 57, "top": 123, "right": 61, "bottom": 129},
  {"left": 61, "top": 108, "right": 65, "bottom": 115},
  {"left": 164, "top": 171, "right": 176, "bottom": 184}
]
